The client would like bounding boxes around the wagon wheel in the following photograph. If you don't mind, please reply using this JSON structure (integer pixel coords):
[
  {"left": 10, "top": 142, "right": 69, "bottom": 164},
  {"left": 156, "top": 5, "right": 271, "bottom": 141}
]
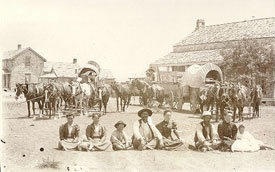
[{"left": 190, "top": 102, "right": 198, "bottom": 114}]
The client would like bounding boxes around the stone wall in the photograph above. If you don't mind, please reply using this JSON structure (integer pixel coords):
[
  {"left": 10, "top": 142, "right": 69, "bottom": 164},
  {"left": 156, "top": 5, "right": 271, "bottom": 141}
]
[{"left": 9, "top": 50, "right": 45, "bottom": 90}]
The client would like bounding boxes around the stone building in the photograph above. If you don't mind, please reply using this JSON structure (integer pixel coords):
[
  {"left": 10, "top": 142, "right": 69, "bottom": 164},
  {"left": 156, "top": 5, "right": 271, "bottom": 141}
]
[
  {"left": 2, "top": 44, "right": 46, "bottom": 90},
  {"left": 150, "top": 17, "right": 275, "bottom": 98}
]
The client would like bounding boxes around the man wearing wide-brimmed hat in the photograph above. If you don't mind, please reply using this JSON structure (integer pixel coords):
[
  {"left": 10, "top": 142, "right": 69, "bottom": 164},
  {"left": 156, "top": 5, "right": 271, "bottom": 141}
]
[
  {"left": 110, "top": 120, "right": 131, "bottom": 151},
  {"left": 194, "top": 111, "right": 219, "bottom": 152},
  {"left": 58, "top": 113, "right": 81, "bottom": 151},
  {"left": 217, "top": 109, "right": 238, "bottom": 151},
  {"left": 132, "top": 108, "right": 164, "bottom": 150}
]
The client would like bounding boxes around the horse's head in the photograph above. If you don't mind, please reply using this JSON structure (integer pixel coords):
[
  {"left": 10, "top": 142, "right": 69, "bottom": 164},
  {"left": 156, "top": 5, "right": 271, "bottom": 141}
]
[
  {"left": 227, "top": 85, "right": 239, "bottom": 102},
  {"left": 71, "top": 82, "right": 82, "bottom": 96},
  {"left": 15, "top": 83, "right": 27, "bottom": 99},
  {"left": 43, "top": 84, "right": 53, "bottom": 102},
  {"left": 219, "top": 86, "right": 231, "bottom": 105}
]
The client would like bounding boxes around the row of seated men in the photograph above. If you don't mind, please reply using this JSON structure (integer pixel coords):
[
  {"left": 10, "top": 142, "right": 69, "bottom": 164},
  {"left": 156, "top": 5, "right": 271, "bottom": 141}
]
[{"left": 58, "top": 108, "right": 273, "bottom": 152}]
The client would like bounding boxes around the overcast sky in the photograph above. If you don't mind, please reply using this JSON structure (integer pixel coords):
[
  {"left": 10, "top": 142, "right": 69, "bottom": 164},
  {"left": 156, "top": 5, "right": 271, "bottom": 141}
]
[{"left": 1, "top": 0, "right": 275, "bottom": 81}]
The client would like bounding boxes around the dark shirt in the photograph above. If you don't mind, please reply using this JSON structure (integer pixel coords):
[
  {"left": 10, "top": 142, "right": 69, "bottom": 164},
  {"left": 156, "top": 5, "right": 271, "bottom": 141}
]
[
  {"left": 86, "top": 123, "right": 106, "bottom": 139},
  {"left": 217, "top": 121, "right": 238, "bottom": 140},
  {"left": 59, "top": 123, "right": 80, "bottom": 140},
  {"left": 156, "top": 120, "right": 177, "bottom": 140}
]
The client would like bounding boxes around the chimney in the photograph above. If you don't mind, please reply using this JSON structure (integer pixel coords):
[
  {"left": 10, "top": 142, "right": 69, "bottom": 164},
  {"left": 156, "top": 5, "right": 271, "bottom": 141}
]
[
  {"left": 73, "top": 58, "right": 77, "bottom": 64},
  {"left": 17, "top": 44, "right": 22, "bottom": 50},
  {"left": 196, "top": 19, "right": 205, "bottom": 30}
]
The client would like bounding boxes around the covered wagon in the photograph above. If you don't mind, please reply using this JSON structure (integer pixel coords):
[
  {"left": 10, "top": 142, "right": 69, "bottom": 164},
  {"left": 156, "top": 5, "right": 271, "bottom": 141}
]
[
  {"left": 178, "top": 63, "right": 223, "bottom": 113},
  {"left": 78, "top": 60, "right": 101, "bottom": 85}
]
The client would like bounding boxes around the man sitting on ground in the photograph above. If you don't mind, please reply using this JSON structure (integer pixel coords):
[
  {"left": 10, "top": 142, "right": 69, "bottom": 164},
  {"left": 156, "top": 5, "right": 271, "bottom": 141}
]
[
  {"left": 132, "top": 108, "right": 164, "bottom": 150},
  {"left": 217, "top": 110, "right": 238, "bottom": 151},
  {"left": 58, "top": 113, "right": 81, "bottom": 151},
  {"left": 194, "top": 111, "right": 220, "bottom": 152},
  {"left": 110, "top": 120, "right": 131, "bottom": 150}
]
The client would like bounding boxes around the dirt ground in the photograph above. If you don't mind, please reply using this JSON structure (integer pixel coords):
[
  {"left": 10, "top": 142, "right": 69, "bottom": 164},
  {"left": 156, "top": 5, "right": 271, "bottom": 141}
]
[{"left": 1, "top": 91, "right": 275, "bottom": 172}]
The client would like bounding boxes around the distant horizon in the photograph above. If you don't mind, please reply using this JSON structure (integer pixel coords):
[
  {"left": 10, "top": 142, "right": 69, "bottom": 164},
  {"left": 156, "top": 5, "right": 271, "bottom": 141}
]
[{"left": 1, "top": 0, "right": 275, "bottom": 81}]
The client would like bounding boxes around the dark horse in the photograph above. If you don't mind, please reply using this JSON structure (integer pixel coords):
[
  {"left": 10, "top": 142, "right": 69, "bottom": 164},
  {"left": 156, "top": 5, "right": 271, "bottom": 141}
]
[
  {"left": 130, "top": 79, "right": 150, "bottom": 106},
  {"left": 61, "top": 82, "right": 73, "bottom": 109},
  {"left": 250, "top": 85, "right": 263, "bottom": 118},
  {"left": 43, "top": 83, "right": 63, "bottom": 118},
  {"left": 111, "top": 82, "right": 131, "bottom": 112},
  {"left": 228, "top": 84, "right": 252, "bottom": 122},
  {"left": 199, "top": 85, "right": 215, "bottom": 114},
  {"left": 214, "top": 83, "right": 230, "bottom": 122},
  {"left": 97, "top": 84, "right": 111, "bottom": 114},
  {"left": 15, "top": 83, "right": 45, "bottom": 118}
]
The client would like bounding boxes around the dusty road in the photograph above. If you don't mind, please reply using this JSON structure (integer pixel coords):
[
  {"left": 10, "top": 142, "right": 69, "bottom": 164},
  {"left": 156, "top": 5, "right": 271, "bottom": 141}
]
[{"left": 1, "top": 92, "right": 275, "bottom": 172}]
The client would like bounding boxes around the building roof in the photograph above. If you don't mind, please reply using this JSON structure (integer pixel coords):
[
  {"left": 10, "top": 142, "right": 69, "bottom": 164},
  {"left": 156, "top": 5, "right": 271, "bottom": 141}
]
[
  {"left": 99, "top": 69, "right": 115, "bottom": 79},
  {"left": 43, "top": 62, "right": 78, "bottom": 78},
  {"left": 152, "top": 49, "right": 223, "bottom": 65},
  {"left": 3, "top": 47, "right": 47, "bottom": 61},
  {"left": 39, "top": 73, "right": 57, "bottom": 78},
  {"left": 175, "top": 17, "right": 275, "bottom": 46}
]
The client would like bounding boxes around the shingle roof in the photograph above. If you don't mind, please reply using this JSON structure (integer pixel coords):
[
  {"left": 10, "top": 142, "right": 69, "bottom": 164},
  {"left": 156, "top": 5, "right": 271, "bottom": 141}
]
[
  {"left": 43, "top": 62, "right": 78, "bottom": 78},
  {"left": 3, "top": 47, "right": 47, "bottom": 61},
  {"left": 175, "top": 17, "right": 275, "bottom": 46},
  {"left": 152, "top": 49, "right": 223, "bottom": 65},
  {"left": 99, "top": 69, "right": 115, "bottom": 79}
]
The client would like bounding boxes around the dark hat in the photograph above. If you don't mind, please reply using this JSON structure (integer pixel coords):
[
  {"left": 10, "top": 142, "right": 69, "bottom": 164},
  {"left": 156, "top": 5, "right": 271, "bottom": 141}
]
[
  {"left": 114, "top": 120, "right": 127, "bottom": 128},
  {"left": 138, "top": 108, "right": 152, "bottom": 117},
  {"left": 66, "top": 113, "right": 74, "bottom": 118}
]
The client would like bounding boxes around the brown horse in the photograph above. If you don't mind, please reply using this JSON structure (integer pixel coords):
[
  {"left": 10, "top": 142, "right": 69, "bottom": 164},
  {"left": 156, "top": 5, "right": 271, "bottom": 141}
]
[
  {"left": 214, "top": 83, "right": 231, "bottom": 121},
  {"left": 227, "top": 84, "right": 252, "bottom": 122},
  {"left": 97, "top": 84, "right": 111, "bottom": 114},
  {"left": 61, "top": 82, "right": 73, "bottom": 109},
  {"left": 199, "top": 85, "right": 215, "bottom": 114},
  {"left": 250, "top": 85, "right": 263, "bottom": 118},
  {"left": 130, "top": 79, "right": 150, "bottom": 106},
  {"left": 43, "top": 83, "right": 63, "bottom": 118},
  {"left": 111, "top": 82, "right": 131, "bottom": 112},
  {"left": 15, "top": 83, "right": 45, "bottom": 118}
]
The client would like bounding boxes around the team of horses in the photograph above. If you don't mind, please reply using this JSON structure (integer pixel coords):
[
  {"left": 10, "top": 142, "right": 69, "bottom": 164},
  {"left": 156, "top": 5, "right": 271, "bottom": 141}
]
[
  {"left": 15, "top": 82, "right": 111, "bottom": 118},
  {"left": 199, "top": 82, "right": 263, "bottom": 122},
  {"left": 15, "top": 79, "right": 263, "bottom": 122}
]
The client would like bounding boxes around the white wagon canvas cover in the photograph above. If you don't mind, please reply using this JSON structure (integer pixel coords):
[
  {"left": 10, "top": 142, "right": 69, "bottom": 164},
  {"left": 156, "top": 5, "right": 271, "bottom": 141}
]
[{"left": 180, "top": 63, "right": 223, "bottom": 88}]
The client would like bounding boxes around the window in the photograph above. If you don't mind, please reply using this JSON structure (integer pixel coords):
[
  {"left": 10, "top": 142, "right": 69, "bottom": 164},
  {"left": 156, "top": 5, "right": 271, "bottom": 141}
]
[
  {"left": 172, "top": 66, "right": 185, "bottom": 72},
  {"left": 25, "top": 56, "right": 31, "bottom": 66},
  {"left": 25, "top": 73, "right": 31, "bottom": 83}
]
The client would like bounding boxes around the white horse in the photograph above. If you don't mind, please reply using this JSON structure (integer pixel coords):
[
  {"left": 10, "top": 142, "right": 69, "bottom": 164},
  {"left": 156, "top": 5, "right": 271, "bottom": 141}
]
[{"left": 71, "top": 82, "right": 94, "bottom": 115}]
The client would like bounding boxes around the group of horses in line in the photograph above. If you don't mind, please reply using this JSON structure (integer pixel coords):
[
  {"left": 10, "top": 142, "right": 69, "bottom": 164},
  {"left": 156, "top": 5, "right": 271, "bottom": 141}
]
[
  {"left": 199, "top": 82, "right": 263, "bottom": 122},
  {"left": 14, "top": 78, "right": 263, "bottom": 122},
  {"left": 14, "top": 78, "right": 179, "bottom": 118}
]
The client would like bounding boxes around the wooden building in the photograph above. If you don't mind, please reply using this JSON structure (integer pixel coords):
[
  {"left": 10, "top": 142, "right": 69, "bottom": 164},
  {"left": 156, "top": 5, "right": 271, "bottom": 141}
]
[{"left": 151, "top": 17, "right": 275, "bottom": 98}]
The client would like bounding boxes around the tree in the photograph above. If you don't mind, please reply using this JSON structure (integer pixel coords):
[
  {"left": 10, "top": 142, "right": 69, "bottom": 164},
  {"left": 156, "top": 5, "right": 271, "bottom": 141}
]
[{"left": 219, "top": 38, "right": 275, "bottom": 95}]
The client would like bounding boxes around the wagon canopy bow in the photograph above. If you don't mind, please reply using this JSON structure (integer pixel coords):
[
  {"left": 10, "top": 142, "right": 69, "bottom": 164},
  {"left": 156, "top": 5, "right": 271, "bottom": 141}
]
[
  {"left": 78, "top": 63, "right": 100, "bottom": 77},
  {"left": 180, "top": 63, "right": 223, "bottom": 88}
]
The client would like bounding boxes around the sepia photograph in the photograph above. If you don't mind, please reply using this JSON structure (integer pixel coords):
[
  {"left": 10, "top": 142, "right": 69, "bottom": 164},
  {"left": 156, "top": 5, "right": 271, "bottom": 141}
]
[{"left": 1, "top": 0, "right": 275, "bottom": 171}]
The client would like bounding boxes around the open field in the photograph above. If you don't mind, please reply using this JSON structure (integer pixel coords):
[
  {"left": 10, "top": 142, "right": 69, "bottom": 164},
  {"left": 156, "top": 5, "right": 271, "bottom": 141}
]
[{"left": 1, "top": 91, "right": 275, "bottom": 172}]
